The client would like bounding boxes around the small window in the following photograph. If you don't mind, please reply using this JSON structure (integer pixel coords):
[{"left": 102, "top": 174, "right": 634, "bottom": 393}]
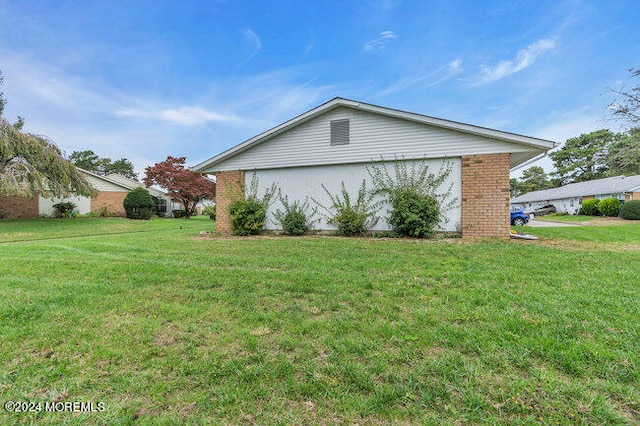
[{"left": 330, "top": 119, "right": 350, "bottom": 145}]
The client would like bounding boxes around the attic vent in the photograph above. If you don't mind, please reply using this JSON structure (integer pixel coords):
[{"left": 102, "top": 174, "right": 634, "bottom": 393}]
[{"left": 330, "top": 119, "right": 350, "bottom": 145}]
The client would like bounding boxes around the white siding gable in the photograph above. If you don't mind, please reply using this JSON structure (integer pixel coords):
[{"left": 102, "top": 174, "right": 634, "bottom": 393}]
[
  {"left": 211, "top": 107, "right": 532, "bottom": 172},
  {"left": 84, "top": 174, "right": 130, "bottom": 192}
]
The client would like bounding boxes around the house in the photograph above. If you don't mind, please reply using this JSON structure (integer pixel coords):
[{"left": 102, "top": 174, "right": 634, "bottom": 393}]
[
  {"left": 0, "top": 168, "right": 171, "bottom": 218},
  {"left": 511, "top": 175, "right": 640, "bottom": 215},
  {"left": 194, "top": 98, "right": 556, "bottom": 238}
]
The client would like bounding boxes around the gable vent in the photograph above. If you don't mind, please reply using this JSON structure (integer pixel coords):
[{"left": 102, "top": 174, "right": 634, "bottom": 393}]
[{"left": 330, "top": 119, "right": 350, "bottom": 145}]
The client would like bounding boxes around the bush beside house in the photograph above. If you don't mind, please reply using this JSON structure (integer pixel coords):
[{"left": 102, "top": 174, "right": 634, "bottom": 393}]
[{"left": 124, "top": 188, "right": 154, "bottom": 220}]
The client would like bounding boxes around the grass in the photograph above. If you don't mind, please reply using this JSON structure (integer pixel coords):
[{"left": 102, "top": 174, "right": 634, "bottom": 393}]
[
  {"left": 0, "top": 218, "right": 638, "bottom": 424},
  {"left": 534, "top": 214, "right": 595, "bottom": 223}
]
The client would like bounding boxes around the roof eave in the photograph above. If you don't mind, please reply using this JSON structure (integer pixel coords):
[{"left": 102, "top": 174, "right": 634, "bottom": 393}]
[{"left": 193, "top": 97, "right": 557, "bottom": 173}]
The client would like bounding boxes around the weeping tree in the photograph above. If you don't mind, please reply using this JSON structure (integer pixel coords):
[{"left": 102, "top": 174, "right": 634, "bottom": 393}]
[
  {"left": 0, "top": 70, "right": 95, "bottom": 199},
  {"left": 0, "top": 117, "right": 96, "bottom": 198}
]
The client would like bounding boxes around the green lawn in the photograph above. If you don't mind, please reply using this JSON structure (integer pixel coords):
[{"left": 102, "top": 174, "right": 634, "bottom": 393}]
[
  {"left": 1, "top": 218, "right": 638, "bottom": 424},
  {"left": 534, "top": 214, "right": 600, "bottom": 223}
]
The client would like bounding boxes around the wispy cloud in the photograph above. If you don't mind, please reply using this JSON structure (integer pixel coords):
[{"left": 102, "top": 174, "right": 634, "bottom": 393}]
[
  {"left": 116, "top": 106, "right": 242, "bottom": 126},
  {"left": 240, "top": 28, "right": 262, "bottom": 64},
  {"left": 302, "top": 40, "right": 314, "bottom": 58},
  {"left": 364, "top": 31, "right": 398, "bottom": 51},
  {"left": 376, "top": 58, "right": 463, "bottom": 97},
  {"left": 475, "top": 38, "right": 557, "bottom": 85}
]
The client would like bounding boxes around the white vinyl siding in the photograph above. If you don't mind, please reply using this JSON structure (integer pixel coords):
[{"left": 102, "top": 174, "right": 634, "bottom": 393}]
[
  {"left": 210, "top": 107, "right": 532, "bottom": 172},
  {"left": 85, "top": 174, "right": 129, "bottom": 192},
  {"left": 38, "top": 195, "right": 92, "bottom": 216},
  {"left": 250, "top": 158, "right": 462, "bottom": 232}
]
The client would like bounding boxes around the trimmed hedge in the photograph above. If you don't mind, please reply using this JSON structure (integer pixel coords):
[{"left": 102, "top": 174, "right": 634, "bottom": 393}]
[
  {"left": 580, "top": 199, "right": 600, "bottom": 216},
  {"left": 597, "top": 198, "right": 621, "bottom": 217},
  {"left": 620, "top": 200, "right": 640, "bottom": 220},
  {"left": 124, "top": 188, "right": 154, "bottom": 220}
]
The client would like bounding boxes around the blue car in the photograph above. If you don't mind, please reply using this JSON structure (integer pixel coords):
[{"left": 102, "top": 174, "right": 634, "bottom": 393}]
[{"left": 510, "top": 205, "right": 530, "bottom": 226}]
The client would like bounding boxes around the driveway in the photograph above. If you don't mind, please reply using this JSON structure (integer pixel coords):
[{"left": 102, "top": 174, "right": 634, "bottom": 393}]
[{"left": 526, "top": 218, "right": 582, "bottom": 227}]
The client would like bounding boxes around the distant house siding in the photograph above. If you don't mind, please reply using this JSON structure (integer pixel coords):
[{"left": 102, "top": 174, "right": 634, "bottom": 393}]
[
  {"left": 91, "top": 191, "right": 129, "bottom": 216},
  {"left": 250, "top": 158, "right": 462, "bottom": 233},
  {"left": 39, "top": 195, "right": 92, "bottom": 216},
  {"left": 0, "top": 195, "right": 39, "bottom": 219}
]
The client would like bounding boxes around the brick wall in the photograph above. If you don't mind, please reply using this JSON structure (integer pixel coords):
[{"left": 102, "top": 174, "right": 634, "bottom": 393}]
[
  {"left": 91, "top": 191, "right": 128, "bottom": 217},
  {"left": 215, "top": 170, "right": 245, "bottom": 235},
  {"left": 0, "top": 195, "right": 39, "bottom": 219},
  {"left": 461, "top": 153, "right": 511, "bottom": 239}
]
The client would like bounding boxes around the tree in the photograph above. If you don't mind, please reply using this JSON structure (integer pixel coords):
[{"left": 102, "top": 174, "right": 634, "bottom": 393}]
[
  {"left": 609, "top": 68, "right": 640, "bottom": 127},
  {"left": 1, "top": 71, "right": 95, "bottom": 199},
  {"left": 70, "top": 149, "right": 137, "bottom": 180},
  {"left": 510, "top": 166, "right": 554, "bottom": 197},
  {"left": 0, "top": 71, "right": 6, "bottom": 117},
  {"left": 549, "top": 129, "right": 614, "bottom": 185},
  {"left": 605, "top": 128, "right": 640, "bottom": 176},
  {"left": 143, "top": 156, "right": 216, "bottom": 218}
]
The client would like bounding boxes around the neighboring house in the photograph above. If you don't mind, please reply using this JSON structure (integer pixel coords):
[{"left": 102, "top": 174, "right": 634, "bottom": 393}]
[
  {"left": 0, "top": 168, "right": 171, "bottom": 218},
  {"left": 194, "top": 98, "right": 556, "bottom": 238},
  {"left": 511, "top": 174, "right": 640, "bottom": 215}
]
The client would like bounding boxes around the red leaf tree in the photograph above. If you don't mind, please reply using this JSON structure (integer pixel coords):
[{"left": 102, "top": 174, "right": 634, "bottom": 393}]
[{"left": 143, "top": 156, "right": 216, "bottom": 218}]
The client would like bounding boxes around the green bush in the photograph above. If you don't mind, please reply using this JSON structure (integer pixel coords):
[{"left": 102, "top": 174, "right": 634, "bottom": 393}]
[
  {"left": 597, "top": 198, "right": 621, "bottom": 217},
  {"left": 580, "top": 199, "right": 600, "bottom": 216},
  {"left": 52, "top": 201, "right": 76, "bottom": 218},
  {"left": 315, "top": 181, "right": 379, "bottom": 236},
  {"left": 202, "top": 205, "right": 216, "bottom": 220},
  {"left": 620, "top": 200, "right": 640, "bottom": 220},
  {"left": 367, "top": 158, "right": 457, "bottom": 238},
  {"left": 388, "top": 190, "right": 440, "bottom": 238},
  {"left": 124, "top": 188, "right": 154, "bottom": 220},
  {"left": 229, "top": 199, "right": 267, "bottom": 235},
  {"left": 228, "top": 173, "right": 277, "bottom": 236},
  {"left": 273, "top": 194, "right": 316, "bottom": 236},
  {"left": 172, "top": 209, "right": 186, "bottom": 218}
]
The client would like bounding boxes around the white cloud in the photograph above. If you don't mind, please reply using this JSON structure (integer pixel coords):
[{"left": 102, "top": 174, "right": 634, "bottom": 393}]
[
  {"left": 117, "top": 106, "right": 242, "bottom": 126},
  {"left": 475, "top": 38, "right": 557, "bottom": 85},
  {"left": 240, "top": 28, "right": 262, "bottom": 64},
  {"left": 364, "top": 31, "right": 398, "bottom": 51},
  {"left": 376, "top": 58, "right": 463, "bottom": 97}
]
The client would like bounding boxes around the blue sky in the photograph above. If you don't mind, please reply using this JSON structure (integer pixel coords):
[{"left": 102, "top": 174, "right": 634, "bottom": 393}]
[{"left": 1, "top": 0, "right": 638, "bottom": 177}]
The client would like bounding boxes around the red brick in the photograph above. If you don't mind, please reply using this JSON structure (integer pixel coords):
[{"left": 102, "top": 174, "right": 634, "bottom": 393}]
[{"left": 461, "top": 153, "right": 510, "bottom": 239}]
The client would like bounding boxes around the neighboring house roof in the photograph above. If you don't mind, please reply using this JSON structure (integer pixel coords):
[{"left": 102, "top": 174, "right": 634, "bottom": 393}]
[
  {"left": 77, "top": 168, "right": 166, "bottom": 198},
  {"left": 512, "top": 175, "right": 640, "bottom": 203},
  {"left": 193, "top": 97, "right": 556, "bottom": 173}
]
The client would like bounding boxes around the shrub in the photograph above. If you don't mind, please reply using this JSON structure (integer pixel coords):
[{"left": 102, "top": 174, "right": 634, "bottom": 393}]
[
  {"left": 315, "top": 180, "right": 379, "bottom": 236},
  {"left": 202, "top": 205, "right": 216, "bottom": 220},
  {"left": 52, "top": 201, "right": 76, "bottom": 218},
  {"left": 388, "top": 190, "right": 440, "bottom": 238},
  {"left": 368, "top": 158, "right": 457, "bottom": 238},
  {"left": 597, "top": 198, "right": 621, "bottom": 217},
  {"left": 620, "top": 200, "right": 640, "bottom": 220},
  {"left": 172, "top": 209, "right": 186, "bottom": 218},
  {"left": 580, "top": 199, "right": 600, "bottom": 216},
  {"left": 228, "top": 173, "right": 277, "bottom": 236},
  {"left": 273, "top": 193, "right": 317, "bottom": 236},
  {"left": 94, "top": 205, "right": 113, "bottom": 217},
  {"left": 229, "top": 199, "right": 267, "bottom": 235},
  {"left": 124, "top": 188, "right": 154, "bottom": 220}
]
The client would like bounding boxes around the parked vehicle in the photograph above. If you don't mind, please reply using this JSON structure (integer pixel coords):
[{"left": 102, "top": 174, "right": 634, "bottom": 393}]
[
  {"left": 510, "top": 205, "right": 530, "bottom": 226},
  {"left": 529, "top": 204, "right": 557, "bottom": 216}
]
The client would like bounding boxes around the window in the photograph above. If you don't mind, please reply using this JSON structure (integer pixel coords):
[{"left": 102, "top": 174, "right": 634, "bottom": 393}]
[
  {"left": 153, "top": 196, "right": 167, "bottom": 214},
  {"left": 330, "top": 119, "right": 350, "bottom": 145}
]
